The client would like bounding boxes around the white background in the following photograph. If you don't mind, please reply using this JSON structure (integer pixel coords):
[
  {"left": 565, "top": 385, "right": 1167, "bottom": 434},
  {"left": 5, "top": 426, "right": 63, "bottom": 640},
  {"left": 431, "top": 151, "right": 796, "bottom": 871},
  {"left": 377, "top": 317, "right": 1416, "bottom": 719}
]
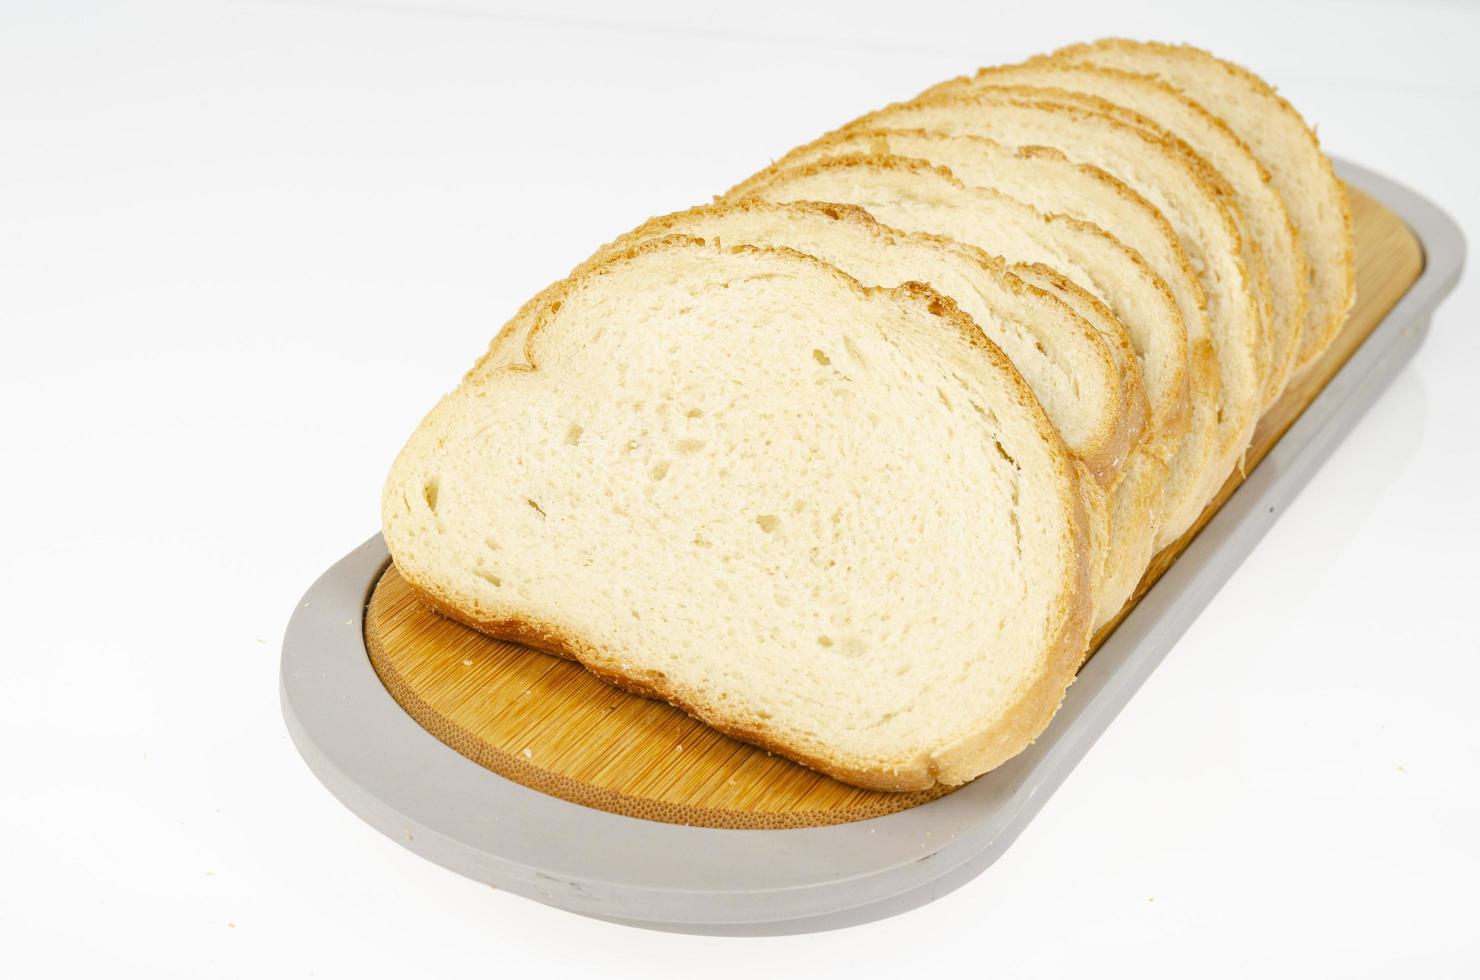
[{"left": 3, "top": 1, "right": 1477, "bottom": 976}]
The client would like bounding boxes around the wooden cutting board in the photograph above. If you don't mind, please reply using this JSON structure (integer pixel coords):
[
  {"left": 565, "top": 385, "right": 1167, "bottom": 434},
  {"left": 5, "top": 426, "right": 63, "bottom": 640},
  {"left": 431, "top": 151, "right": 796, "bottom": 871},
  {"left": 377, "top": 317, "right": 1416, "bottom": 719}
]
[{"left": 366, "top": 185, "right": 1422, "bottom": 829}]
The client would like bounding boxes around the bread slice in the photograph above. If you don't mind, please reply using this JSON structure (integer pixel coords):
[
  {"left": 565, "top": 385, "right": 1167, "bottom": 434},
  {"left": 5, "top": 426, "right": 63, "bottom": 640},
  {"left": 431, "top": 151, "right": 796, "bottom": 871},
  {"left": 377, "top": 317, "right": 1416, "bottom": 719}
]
[
  {"left": 474, "top": 199, "right": 1124, "bottom": 622},
  {"left": 382, "top": 237, "right": 1094, "bottom": 790},
  {"left": 1052, "top": 39, "right": 1355, "bottom": 375},
  {"left": 587, "top": 199, "right": 1153, "bottom": 623},
  {"left": 938, "top": 61, "right": 1307, "bottom": 407},
  {"left": 732, "top": 155, "right": 1185, "bottom": 623},
  {"left": 835, "top": 91, "right": 1265, "bottom": 513},
  {"left": 730, "top": 127, "right": 1211, "bottom": 553}
]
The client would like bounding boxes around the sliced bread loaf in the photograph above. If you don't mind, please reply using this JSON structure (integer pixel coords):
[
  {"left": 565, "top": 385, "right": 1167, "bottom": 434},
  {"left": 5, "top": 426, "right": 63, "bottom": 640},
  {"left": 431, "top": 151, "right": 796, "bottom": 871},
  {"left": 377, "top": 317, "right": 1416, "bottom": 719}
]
[
  {"left": 835, "top": 92, "right": 1266, "bottom": 510},
  {"left": 939, "top": 61, "right": 1307, "bottom": 407},
  {"left": 382, "top": 237, "right": 1094, "bottom": 790},
  {"left": 1052, "top": 39, "right": 1355, "bottom": 374}
]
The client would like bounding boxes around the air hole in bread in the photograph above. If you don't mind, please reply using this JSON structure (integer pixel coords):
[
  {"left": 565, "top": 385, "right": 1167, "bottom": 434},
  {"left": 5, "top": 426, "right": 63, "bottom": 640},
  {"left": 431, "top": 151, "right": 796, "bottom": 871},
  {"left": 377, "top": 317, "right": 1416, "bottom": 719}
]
[
  {"left": 817, "top": 635, "right": 833, "bottom": 647},
  {"left": 526, "top": 498, "right": 547, "bottom": 518},
  {"left": 474, "top": 570, "right": 502, "bottom": 588},
  {"left": 842, "top": 335, "right": 868, "bottom": 368},
  {"left": 755, "top": 514, "right": 780, "bottom": 534},
  {"left": 686, "top": 407, "right": 704, "bottom": 418},
  {"left": 812, "top": 349, "right": 831, "bottom": 366},
  {"left": 937, "top": 387, "right": 953, "bottom": 411},
  {"left": 484, "top": 537, "right": 501, "bottom": 551},
  {"left": 565, "top": 424, "right": 583, "bottom": 445},
  {"left": 421, "top": 477, "right": 439, "bottom": 514},
  {"left": 993, "top": 440, "right": 1018, "bottom": 469},
  {"left": 650, "top": 460, "right": 671, "bottom": 480},
  {"left": 676, "top": 438, "right": 705, "bottom": 453}
]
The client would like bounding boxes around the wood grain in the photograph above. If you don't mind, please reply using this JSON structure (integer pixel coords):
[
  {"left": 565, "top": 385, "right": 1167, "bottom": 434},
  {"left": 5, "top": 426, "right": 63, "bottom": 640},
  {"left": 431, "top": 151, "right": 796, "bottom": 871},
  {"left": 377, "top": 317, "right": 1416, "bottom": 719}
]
[{"left": 366, "top": 186, "right": 1423, "bottom": 829}]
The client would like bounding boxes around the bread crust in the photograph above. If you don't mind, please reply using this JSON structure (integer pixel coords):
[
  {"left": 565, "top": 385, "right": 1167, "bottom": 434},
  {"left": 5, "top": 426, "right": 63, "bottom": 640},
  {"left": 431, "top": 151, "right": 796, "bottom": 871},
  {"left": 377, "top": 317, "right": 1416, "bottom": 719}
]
[
  {"left": 972, "top": 59, "right": 1310, "bottom": 406},
  {"left": 1051, "top": 37, "right": 1355, "bottom": 375},
  {"left": 866, "top": 90, "right": 1263, "bottom": 514},
  {"left": 387, "top": 239, "right": 1095, "bottom": 792},
  {"left": 890, "top": 87, "right": 1269, "bottom": 397}
]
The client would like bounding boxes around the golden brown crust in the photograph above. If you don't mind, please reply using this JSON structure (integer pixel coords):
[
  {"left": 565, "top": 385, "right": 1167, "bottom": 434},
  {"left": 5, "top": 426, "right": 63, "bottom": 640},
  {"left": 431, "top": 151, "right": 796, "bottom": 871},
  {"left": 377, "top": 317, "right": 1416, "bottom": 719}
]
[
  {"left": 854, "top": 96, "right": 1253, "bottom": 356},
  {"left": 1053, "top": 37, "right": 1355, "bottom": 374},
  {"left": 905, "top": 84, "right": 1273, "bottom": 394},
  {"left": 1002, "top": 58, "right": 1311, "bottom": 404}
]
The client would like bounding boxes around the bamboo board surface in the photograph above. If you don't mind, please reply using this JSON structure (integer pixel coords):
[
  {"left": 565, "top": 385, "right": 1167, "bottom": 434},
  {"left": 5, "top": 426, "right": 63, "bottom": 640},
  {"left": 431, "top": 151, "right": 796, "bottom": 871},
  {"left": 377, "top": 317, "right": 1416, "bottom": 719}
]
[{"left": 366, "top": 185, "right": 1423, "bottom": 829}]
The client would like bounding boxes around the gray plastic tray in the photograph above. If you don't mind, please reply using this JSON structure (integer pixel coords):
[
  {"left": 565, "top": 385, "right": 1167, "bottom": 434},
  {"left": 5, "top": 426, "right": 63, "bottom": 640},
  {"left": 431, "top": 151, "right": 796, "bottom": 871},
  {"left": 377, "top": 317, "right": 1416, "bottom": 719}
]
[{"left": 281, "top": 160, "right": 1464, "bottom": 936}]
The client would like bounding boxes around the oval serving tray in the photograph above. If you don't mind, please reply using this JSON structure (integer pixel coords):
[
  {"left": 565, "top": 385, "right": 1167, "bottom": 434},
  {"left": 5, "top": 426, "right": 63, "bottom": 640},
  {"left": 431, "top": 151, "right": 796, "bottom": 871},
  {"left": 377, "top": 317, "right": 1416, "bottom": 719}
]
[{"left": 282, "top": 160, "right": 1463, "bottom": 935}]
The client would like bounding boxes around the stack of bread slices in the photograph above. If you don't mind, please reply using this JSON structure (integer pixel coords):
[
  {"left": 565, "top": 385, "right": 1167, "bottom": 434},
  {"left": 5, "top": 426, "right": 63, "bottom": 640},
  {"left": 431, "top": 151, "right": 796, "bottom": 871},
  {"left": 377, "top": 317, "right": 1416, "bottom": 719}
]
[{"left": 382, "top": 39, "right": 1355, "bottom": 792}]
